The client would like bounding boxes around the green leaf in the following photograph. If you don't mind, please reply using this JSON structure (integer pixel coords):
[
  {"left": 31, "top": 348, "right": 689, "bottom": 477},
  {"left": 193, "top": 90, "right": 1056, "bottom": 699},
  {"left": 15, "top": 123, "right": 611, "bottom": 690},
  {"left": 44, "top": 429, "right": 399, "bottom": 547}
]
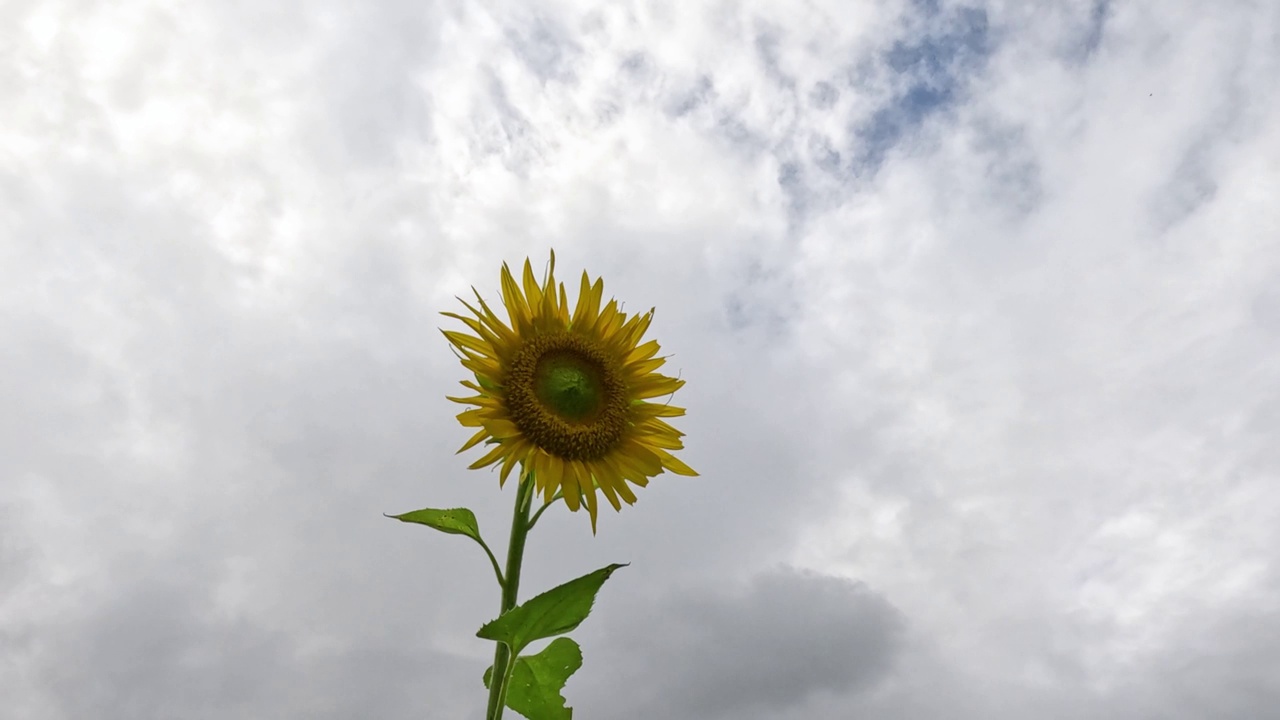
[
  {"left": 385, "top": 507, "right": 483, "bottom": 543},
  {"left": 477, "top": 563, "right": 626, "bottom": 656},
  {"left": 386, "top": 506, "right": 505, "bottom": 588},
  {"left": 482, "top": 637, "right": 582, "bottom": 720}
]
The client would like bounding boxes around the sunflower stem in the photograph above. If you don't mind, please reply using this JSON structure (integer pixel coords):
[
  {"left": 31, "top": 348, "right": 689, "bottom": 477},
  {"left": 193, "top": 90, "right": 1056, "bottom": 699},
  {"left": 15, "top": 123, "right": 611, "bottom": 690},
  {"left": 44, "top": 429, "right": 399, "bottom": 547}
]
[{"left": 485, "top": 469, "right": 535, "bottom": 720}]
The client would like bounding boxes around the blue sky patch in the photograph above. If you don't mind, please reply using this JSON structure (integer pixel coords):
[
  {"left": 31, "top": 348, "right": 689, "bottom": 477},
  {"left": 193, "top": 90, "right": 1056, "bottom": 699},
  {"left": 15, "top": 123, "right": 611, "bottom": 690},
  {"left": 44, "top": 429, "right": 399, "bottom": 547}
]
[{"left": 852, "top": 6, "right": 993, "bottom": 172}]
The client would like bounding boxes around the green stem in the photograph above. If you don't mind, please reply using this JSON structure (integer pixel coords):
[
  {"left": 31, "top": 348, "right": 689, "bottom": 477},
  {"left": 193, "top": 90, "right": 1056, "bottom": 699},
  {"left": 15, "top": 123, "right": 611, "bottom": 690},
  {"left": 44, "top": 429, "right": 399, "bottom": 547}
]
[
  {"left": 485, "top": 469, "right": 535, "bottom": 720},
  {"left": 475, "top": 536, "right": 505, "bottom": 589}
]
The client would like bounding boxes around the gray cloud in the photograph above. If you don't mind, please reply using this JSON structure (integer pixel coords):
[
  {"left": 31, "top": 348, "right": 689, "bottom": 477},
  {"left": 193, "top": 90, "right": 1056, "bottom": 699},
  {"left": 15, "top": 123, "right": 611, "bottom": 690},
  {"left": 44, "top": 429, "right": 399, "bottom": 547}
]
[
  {"left": 23, "top": 561, "right": 481, "bottom": 720},
  {"left": 576, "top": 567, "right": 903, "bottom": 719}
]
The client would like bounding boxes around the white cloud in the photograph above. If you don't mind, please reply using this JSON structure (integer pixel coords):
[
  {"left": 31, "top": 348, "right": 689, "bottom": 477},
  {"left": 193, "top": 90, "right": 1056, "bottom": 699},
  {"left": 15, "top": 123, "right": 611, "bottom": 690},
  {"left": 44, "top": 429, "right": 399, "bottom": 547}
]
[{"left": 2, "top": 0, "right": 1278, "bottom": 717}]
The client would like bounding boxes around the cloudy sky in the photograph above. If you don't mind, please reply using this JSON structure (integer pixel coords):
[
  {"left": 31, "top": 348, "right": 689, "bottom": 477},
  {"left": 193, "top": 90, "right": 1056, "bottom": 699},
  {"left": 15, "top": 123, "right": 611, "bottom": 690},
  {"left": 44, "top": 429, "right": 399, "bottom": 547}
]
[{"left": 3, "top": 0, "right": 1279, "bottom": 718}]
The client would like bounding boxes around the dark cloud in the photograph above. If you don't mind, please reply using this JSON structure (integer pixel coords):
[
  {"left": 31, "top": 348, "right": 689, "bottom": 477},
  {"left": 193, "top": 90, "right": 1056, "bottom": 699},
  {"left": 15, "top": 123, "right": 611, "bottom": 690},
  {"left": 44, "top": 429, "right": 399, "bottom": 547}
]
[
  {"left": 1151, "top": 598, "right": 1280, "bottom": 720},
  {"left": 577, "top": 568, "right": 904, "bottom": 719},
  {"left": 1079, "top": 0, "right": 1112, "bottom": 59},
  {"left": 24, "top": 561, "right": 480, "bottom": 720}
]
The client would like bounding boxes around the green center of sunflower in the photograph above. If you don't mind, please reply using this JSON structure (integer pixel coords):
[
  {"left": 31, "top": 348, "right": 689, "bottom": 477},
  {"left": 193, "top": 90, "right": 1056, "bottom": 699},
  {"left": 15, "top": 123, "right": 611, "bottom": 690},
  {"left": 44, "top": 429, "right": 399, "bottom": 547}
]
[
  {"left": 505, "top": 333, "right": 629, "bottom": 460},
  {"left": 535, "top": 353, "right": 603, "bottom": 421}
]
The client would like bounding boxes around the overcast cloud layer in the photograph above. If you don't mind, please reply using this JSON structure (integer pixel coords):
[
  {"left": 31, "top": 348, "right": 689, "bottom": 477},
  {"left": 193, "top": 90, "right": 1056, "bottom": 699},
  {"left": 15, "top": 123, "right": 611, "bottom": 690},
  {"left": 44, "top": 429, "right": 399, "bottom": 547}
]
[{"left": 3, "top": 1, "right": 1279, "bottom": 718}]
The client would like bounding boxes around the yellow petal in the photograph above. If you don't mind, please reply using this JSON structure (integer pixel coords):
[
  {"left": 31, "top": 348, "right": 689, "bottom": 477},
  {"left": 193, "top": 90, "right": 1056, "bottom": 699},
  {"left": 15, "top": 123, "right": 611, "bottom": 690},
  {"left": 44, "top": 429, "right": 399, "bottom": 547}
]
[
  {"left": 617, "top": 309, "right": 654, "bottom": 350},
  {"left": 467, "top": 442, "right": 509, "bottom": 470},
  {"left": 621, "top": 441, "right": 663, "bottom": 475},
  {"left": 633, "top": 401, "right": 686, "bottom": 418},
  {"left": 441, "top": 329, "right": 494, "bottom": 357},
  {"left": 460, "top": 356, "right": 502, "bottom": 381},
  {"left": 594, "top": 456, "right": 632, "bottom": 500},
  {"left": 440, "top": 310, "right": 500, "bottom": 345},
  {"left": 655, "top": 448, "right": 698, "bottom": 476},
  {"left": 610, "top": 450, "right": 654, "bottom": 483},
  {"left": 557, "top": 282, "right": 569, "bottom": 325},
  {"left": 613, "top": 477, "right": 637, "bottom": 504},
  {"left": 445, "top": 393, "right": 485, "bottom": 406},
  {"left": 463, "top": 293, "right": 519, "bottom": 350},
  {"left": 593, "top": 300, "right": 619, "bottom": 336},
  {"left": 605, "top": 312, "right": 628, "bottom": 341},
  {"left": 594, "top": 469, "right": 623, "bottom": 512},
  {"left": 521, "top": 257, "right": 544, "bottom": 310},
  {"left": 626, "top": 340, "right": 661, "bottom": 364},
  {"left": 629, "top": 375, "right": 685, "bottom": 399},
  {"left": 500, "top": 262, "right": 532, "bottom": 332},
  {"left": 499, "top": 443, "right": 524, "bottom": 484},
  {"left": 568, "top": 461, "right": 600, "bottom": 512},
  {"left": 635, "top": 416, "right": 685, "bottom": 436},
  {"left": 552, "top": 455, "right": 579, "bottom": 511},
  {"left": 569, "top": 272, "right": 589, "bottom": 326},
  {"left": 581, "top": 476, "right": 599, "bottom": 533},
  {"left": 634, "top": 430, "right": 684, "bottom": 450},
  {"left": 532, "top": 270, "right": 562, "bottom": 333},
  {"left": 547, "top": 254, "right": 566, "bottom": 321},
  {"left": 572, "top": 272, "right": 603, "bottom": 329},
  {"left": 626, "top": 356, "right": 668, "bottom": 376},
  {"left": 456, "top": 428, "right": 490, "bottom": 453},
  {"left": 546, "top": 453, "right": 566, "bottom": 487},
  {"left": 487, "top": 418, "right": 521, "bottom": 439}
]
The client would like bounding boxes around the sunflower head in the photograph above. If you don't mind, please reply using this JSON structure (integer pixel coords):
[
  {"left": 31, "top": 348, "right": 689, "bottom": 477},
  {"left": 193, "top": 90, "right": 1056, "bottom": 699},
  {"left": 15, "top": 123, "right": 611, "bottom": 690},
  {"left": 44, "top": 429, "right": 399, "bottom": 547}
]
[{"left": 441, "top": 250, "right": 696, "bottom": 531}]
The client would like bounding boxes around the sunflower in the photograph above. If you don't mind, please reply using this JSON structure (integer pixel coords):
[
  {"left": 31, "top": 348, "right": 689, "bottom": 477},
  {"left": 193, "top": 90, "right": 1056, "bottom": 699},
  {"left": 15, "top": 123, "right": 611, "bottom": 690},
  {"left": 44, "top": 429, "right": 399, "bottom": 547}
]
[{"left": 441, "top": 251, "right": 696, "bottom": 530}]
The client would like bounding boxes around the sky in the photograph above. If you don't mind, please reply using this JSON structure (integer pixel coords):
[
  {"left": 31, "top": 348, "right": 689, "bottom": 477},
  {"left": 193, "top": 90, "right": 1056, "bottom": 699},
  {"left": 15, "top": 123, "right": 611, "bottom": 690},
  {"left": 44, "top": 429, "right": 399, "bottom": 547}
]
[{"left": 2, "top": 0, "right": 1279, "bottom": 718}]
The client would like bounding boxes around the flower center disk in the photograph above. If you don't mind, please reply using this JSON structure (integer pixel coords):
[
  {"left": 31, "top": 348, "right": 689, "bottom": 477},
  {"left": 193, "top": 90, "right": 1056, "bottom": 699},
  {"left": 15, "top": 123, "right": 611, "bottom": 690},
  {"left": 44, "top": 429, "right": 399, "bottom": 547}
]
[
  {"left": 535, "top": 352, "right": 603, "bottom": 421},
  {"left": 505, "top": 333, "right": 629, "bottom": 460}
]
